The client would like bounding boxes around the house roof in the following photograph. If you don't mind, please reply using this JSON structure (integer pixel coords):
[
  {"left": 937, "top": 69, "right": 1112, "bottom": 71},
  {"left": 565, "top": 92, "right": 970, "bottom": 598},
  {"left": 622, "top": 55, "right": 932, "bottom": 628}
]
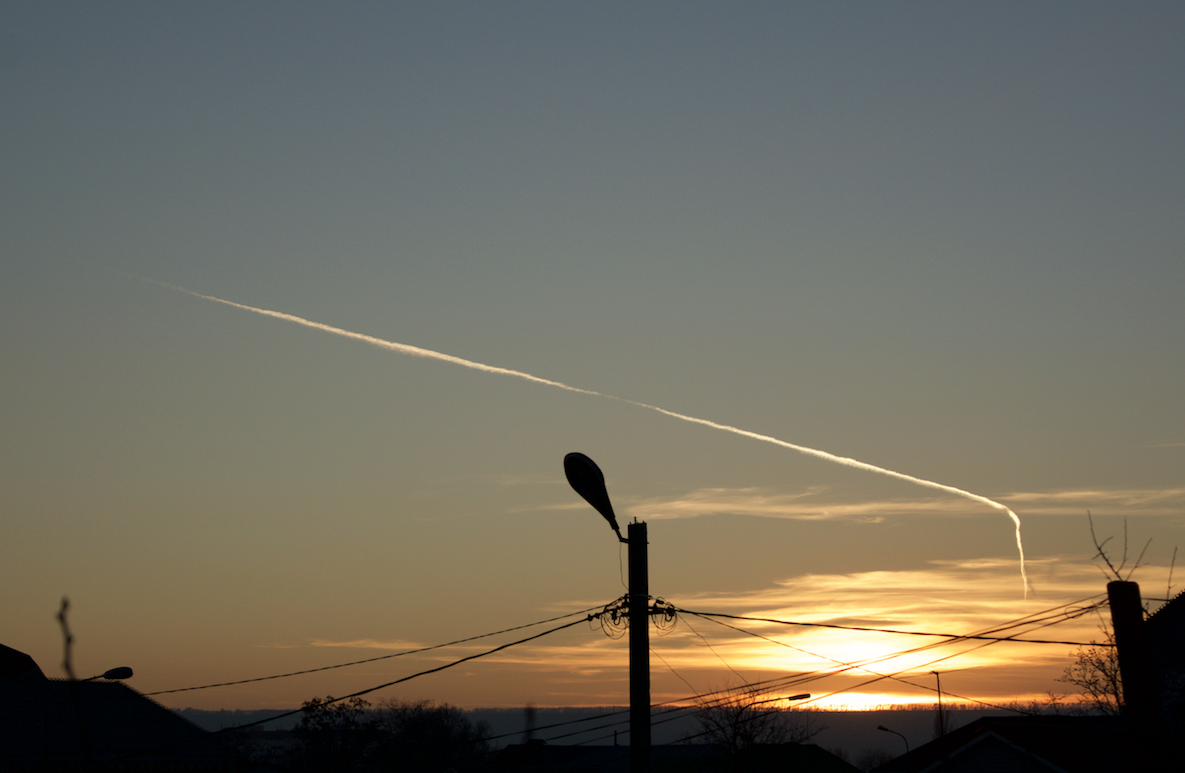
[
  {"left": 0, "top": 642, "right": 46, "bottom": 680},
  {"left": 872, "top": 716, "right": 1132, "bottom": 773},
  {"left": 1146, "top": 588, "right": 1185, "bottom": 652},
  {"left": 489, "top": 741, "right": 859, "bottom": 773},
  {"left": 0, "top": 645, "right": 239, "bottom": 766}
]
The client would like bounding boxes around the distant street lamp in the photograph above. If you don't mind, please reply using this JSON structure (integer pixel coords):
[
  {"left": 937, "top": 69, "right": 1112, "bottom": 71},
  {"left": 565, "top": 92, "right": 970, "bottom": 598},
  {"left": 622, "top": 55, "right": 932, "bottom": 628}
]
[
  {"left": 932, "top": 670, "right": 946, "bottom": 737},
  {"left": 44, "top": 666, "right": 134, "bottom": 764},
  {"left": 878, "top": 724, "right": 909, "bottom": 753},
  {"left": 726, "top": 693, "right": 811, "bottom": 748},
  {"left": 564, "top": 453, "right": 648, "bottom": 772}
]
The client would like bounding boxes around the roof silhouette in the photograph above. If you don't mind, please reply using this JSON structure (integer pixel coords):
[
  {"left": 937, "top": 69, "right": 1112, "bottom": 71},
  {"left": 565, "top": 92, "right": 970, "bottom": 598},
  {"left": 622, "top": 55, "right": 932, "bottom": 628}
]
[{"left": 0, "top": 644, "right": 242, "bottom": 769}]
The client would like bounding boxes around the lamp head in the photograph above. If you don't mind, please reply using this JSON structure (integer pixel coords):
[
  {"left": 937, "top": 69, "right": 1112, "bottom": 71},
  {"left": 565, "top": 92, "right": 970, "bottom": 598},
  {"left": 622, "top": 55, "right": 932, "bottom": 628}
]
[{"left": 563, "top": 453, "right": 625, "bottom": 542}]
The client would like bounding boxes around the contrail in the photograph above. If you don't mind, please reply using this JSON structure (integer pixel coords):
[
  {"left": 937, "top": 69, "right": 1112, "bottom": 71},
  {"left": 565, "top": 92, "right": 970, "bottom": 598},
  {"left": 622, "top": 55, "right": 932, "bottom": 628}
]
[{"left": 142, "top": 277, "right": 1030, "bottom": 596}]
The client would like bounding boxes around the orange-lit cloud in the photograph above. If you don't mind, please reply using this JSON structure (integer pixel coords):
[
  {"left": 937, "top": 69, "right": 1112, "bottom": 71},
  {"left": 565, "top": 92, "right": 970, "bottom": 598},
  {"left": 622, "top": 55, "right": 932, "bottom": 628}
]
[
  {"left": 530, "top": 556, "right": 1171, "bottom": 709},
  {"left": 309, "top": 638, "right": 428, "bottom": 651}
]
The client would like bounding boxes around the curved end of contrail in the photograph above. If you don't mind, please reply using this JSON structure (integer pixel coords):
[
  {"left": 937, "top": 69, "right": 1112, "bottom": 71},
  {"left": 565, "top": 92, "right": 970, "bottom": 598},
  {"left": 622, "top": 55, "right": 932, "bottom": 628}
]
[
  {"left": 986, "top": 501, "right": 1031, "bottom": 599},
  {"left": 1007, "top": 507, "right": 1031, "bottom": 600}
]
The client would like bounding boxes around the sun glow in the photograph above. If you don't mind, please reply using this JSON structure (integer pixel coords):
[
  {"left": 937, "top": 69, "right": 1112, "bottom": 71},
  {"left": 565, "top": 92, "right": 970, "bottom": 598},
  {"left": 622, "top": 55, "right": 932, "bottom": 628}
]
[{"left": 804, "top": 692, "right": 943, "bottom": 711}]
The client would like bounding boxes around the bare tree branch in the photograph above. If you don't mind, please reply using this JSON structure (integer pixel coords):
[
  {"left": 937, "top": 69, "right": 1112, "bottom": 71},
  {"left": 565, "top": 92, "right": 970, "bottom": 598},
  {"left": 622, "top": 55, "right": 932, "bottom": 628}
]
[
  {"left": 1128, "top": 537, "right": 1153, "bottom": 580},
  {"left": 1057, "top": 626, "right": 1122, "bottom": 715},
  {"left": 686, "top": 684, "right": 823, "bottom": 754}
]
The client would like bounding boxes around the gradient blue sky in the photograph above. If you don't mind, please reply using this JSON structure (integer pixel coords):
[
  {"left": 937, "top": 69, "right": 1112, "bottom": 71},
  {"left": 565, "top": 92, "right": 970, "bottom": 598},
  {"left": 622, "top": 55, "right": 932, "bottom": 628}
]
[{"left": 3, "top": 2, "right": 1183, "bottom": 712}]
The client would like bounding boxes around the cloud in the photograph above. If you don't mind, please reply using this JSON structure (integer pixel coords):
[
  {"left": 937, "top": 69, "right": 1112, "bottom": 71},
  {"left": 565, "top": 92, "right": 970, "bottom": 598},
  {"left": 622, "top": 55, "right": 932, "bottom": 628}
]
[
  {"left": 611, "top": 484, "right": 1185, "bottom": 523},
  {"left": 625, "top": 558, "right": 1140, "bottom": 705},
  {"left": 622, "top": 487, "right": 994, "bottom": 522},
  {"left": 255, "top": 559, "right": 1173, "bottom": 710},
  {"left": 998, "top": 487, "right": 1185, "bottom": 516},
  {"left": 309, "top": 638, "right": 427, "bottom": 651}
]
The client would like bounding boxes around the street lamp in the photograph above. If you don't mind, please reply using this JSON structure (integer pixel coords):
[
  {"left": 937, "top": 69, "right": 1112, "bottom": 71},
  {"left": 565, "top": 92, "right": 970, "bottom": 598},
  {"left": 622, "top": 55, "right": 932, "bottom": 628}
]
[
  {"left": 877, "top": 725, "right": 909, "bottom": 753},
  {"left": 44, "top": 666, "right": 134, "bottom": 765},
  {"left": 932, "top": 670, "right": 946, "bottom": 737},
  {"left": 564, "top": 453, "right": 648, "bottom": 772},
  {"left": 563, "top": 453, "right": 625, "bottom": 542}
]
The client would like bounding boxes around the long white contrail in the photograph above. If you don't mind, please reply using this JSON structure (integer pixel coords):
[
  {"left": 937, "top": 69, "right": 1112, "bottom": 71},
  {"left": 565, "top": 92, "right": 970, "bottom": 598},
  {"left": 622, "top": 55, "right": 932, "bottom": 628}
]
[{"left": 143, "top": 277, "right": 1030, "bottom": 596}]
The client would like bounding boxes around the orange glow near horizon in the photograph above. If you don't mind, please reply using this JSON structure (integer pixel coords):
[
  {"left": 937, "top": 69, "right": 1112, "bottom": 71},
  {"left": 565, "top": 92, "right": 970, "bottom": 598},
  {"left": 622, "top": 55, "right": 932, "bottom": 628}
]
[{"left": 130, "top": 556, "right": 1155, "bottom": 712}]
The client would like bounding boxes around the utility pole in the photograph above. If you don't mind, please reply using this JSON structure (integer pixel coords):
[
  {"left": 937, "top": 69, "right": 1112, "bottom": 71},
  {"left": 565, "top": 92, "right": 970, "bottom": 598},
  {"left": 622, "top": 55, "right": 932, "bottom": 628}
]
[
  {"left": 564, "top": 454, "right": 651, "bottom": 773},
  {"left": 1107, "top": 581, "right": 1159, "bottom": 727},
  {"left": 1107, "top": 579, "right": 1168, "bottom": 770},
  {"left": 628, "top": 521, "right": 650, "bottom": 773}
]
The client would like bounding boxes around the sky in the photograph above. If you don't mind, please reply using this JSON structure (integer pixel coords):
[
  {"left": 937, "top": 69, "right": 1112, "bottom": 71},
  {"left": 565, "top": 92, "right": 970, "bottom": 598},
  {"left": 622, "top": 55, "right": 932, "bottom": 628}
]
[{"left": 3, "top": 2, "right": 1183, "bottom": 716}]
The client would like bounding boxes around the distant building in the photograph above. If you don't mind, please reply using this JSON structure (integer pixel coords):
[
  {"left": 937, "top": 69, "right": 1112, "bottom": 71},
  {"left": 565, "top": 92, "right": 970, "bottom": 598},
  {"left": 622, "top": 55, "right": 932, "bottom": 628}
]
[{"left": 0, "top": 643, "right": 247, "bottom": 771}]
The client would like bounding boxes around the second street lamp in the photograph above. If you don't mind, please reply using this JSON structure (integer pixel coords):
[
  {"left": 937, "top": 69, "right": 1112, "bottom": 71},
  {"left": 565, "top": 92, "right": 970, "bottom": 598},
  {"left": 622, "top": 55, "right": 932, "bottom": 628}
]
[{"left": 564, "top": 453, "right": 649, "bottom": 773}]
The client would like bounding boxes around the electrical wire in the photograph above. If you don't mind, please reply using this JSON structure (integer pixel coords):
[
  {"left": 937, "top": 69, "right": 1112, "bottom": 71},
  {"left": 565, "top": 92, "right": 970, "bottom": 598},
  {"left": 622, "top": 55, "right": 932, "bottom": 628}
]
[
  {"left": 684, "top": 600, "right": 1108, "bottom": 714},
  {"left": 113, "top": 611, "right": 604, "bottom": 763},
  {"left": 146, "top": 605, "right": 606, "bottom": 696},
  {"left": 490, "top": 593, "right": 1110, "bottom": 748},
  {"left": 496, "top": 594, "right": 1108, "bottom": 747},
  {"left": 670, "top": 602, "right": 1113, "bottom": 647},
  {"left": 652, "top": 647, "right": 699, "bottom": 697}
]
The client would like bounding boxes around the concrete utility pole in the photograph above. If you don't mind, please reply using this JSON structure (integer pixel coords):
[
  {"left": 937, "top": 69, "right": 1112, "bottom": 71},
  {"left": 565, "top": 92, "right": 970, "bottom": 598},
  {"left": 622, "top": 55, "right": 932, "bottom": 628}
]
[
  {"left": 564, "top": 453, "right": 651, "bottom": 773},
  {"left": 628, "top": 521, "right": 650, "bottom": 773}
]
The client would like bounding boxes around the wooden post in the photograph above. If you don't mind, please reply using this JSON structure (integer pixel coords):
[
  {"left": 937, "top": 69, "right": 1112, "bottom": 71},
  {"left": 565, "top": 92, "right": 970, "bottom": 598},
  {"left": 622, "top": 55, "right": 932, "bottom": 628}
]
[{"left": 1107, "top": 580, "right": 1157, "bottom": 725}]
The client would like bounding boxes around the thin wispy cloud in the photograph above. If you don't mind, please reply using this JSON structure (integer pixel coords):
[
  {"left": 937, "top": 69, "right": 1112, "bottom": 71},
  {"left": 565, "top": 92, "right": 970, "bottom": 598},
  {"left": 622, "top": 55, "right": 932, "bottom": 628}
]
[
  {"left": 623, "top": 485, "right": 1185, "bottom": 523},
  {"left": 625, "top": 487, "right": 994, "bottom": 522},
  {"left": 310, "top": 638, "right": 427, "bottom": 651},
  {"left": 999, "top": 487, "right": 1185, "bottom": 516}
]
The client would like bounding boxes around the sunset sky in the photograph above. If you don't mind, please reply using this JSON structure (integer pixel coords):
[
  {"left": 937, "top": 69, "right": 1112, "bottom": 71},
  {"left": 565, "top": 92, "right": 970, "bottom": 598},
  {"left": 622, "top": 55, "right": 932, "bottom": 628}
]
[{"left": 4, "top": 2, "right": 1183, "bottom": 717}]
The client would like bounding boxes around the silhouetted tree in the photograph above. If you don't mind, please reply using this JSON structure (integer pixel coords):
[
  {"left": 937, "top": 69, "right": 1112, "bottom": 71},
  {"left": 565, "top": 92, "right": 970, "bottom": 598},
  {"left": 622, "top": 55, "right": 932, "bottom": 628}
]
[
  {"left": 1058, "top": 626, "right": 1123, "bottom": 715},
  {"left": 686, "top": 684, "right": 823, "bottom": 755},
  {"left": 855, "top": 746, "right": 897, "bottom": 772},
  {"left": 369, "top": 699, "right": 491, "bottom": 772},
  {"left": 293, "top": 696, "right": 378, "bottom": 772}
]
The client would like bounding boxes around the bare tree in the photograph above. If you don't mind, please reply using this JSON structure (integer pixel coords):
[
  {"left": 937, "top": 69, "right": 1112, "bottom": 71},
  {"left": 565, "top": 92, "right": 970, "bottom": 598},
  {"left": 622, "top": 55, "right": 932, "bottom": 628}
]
[
  {"left": 1058, "top": 626, "right": 1123, "bottom": 715},
  {"left": 1088, "top": 512, "right": 1151, "bottom": 583},
  {"left": 687, "top": 684, "right": 823, "bottom": 755},
  {"left": 856, "top": 746, "right": 898, "bottom": 772},
  {"left": 1054, "top": 514, "right": 1137, "bottom": 716}
]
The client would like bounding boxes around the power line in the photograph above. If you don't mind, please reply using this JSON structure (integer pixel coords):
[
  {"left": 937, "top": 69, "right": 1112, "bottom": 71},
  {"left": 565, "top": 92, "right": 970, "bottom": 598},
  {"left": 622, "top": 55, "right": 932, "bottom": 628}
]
[
  {"left": 670, "top": 603, "right": 1113, "bottom": 647},
  {"left": 659, "top": 595, "right": 1108, "bottom": 717},
  {"left": 698, "top": 601, "right": 1108, "bottom": 714},
  {"left": 512, "top": 595, "right": 1110, "bottom": 747},
  {"left": 146, "top": 605, "right": 605, "bottom": 697},
  {"left": 115, "top": 611, "right": 604, "bottom": 763}
]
